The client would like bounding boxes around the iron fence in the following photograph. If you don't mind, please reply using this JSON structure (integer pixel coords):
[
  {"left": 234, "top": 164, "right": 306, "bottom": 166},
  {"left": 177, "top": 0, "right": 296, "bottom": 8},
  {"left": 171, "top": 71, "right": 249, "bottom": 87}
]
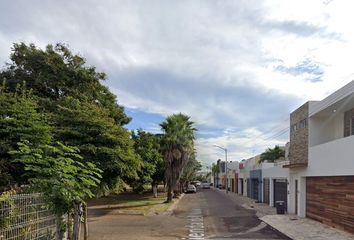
[{"left": 0, "top": 193, "right": 57, "bottom": 240}]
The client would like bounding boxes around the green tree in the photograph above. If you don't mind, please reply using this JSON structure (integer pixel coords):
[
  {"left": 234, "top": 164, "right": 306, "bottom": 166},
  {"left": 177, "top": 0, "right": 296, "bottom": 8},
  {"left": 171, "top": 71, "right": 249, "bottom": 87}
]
[
  {"left": 180, "top": 158, "right": 202, "bottom": 189},
  {"left": 0, "top": 42, "right": 130, "bottom": 126},
  {"left": 0, "top": 43, "right": 140, "bottom": 194},
  {"left": 12, "top": 141, "right": 102, "bottom": 240},
  {"left": 131, "top": 130, "right": 163, "bottom": 193},
  {"left": 0, "top": 85, "right": 51, "bottom": 191},
  {"left": 160, "top": 113, "right": 196, "bottom": 202},
  {"left": 259, "top": 145, "right": 285, "bottom": 163},
  {"left": 53, "top": 97, "right": 140, "bottom": 195}
]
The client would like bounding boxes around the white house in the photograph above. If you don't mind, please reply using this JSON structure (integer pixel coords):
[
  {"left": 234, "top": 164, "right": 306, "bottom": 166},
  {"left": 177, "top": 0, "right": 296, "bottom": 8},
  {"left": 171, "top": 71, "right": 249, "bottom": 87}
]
[
  {"left": 285, "top": 80, "right": 354, "bottom": 234},
  {"left": 262, "top": 161, "right": 289, "bottom": 209}
]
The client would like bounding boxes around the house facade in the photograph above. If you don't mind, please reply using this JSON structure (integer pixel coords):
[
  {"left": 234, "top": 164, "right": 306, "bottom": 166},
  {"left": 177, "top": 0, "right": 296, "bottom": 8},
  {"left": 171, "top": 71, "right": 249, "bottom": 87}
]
[
  {"left": 262, "top": 161, "right": 289, "bottom": 210},
  {"left": 227, "top": 161, "right": 239, "bottom": 193},
  {"left": 286, "top": 80, "right": 354, "bottom": 233}
]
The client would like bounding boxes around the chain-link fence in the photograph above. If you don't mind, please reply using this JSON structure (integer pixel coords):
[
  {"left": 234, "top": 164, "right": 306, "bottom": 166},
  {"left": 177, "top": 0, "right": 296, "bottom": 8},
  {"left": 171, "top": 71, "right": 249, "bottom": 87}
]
[{"left": 0, "top": 193, "right": 57, "bottom": 240}]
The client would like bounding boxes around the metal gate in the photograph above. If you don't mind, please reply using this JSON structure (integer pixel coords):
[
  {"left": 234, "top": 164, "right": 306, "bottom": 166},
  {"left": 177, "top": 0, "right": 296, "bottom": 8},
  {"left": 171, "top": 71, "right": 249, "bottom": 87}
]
[
  {"left": 273, "top": 179, "right": 287, "bottom": 210},
  {"left": 263, "top": 178, "right": 270, "bottom": 204},
  {"left": 251, "top": 179, "right": 259, "bottom": 200}
]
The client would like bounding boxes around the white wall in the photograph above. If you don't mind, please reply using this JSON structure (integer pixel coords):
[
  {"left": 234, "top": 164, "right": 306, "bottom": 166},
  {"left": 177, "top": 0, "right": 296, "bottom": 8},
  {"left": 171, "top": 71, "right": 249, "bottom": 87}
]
[
  {"left": 307, "top": 134, "right": 354, "bottom": 176},
  {"left": 309, "top": 113, "right": 344, "bottom": 147},
  {"left": 262, "top": 165, "right": 289, "bottom": 179}
]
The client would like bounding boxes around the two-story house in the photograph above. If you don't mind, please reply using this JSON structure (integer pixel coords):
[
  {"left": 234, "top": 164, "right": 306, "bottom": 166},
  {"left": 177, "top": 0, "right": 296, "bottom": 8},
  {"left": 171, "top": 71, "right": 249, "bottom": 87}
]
[{"left": 285, "top": 80, "right": 354, "bottom": 234}]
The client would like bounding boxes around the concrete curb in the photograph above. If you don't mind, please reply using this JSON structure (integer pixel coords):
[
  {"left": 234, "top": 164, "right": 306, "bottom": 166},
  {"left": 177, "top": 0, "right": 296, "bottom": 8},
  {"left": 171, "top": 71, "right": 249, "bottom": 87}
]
[{"left": 163, "top": 193, "right": 185, "bottom": 216}]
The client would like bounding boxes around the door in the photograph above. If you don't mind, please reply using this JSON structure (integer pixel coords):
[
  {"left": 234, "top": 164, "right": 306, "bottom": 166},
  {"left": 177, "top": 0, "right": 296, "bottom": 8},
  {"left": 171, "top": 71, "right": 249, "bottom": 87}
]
[
  {"left": 252, "top": 179, "right": 259, "bottom": 200},
  {"left": 240, "top": 179, "right": 243, "bottom": 195},
  {"left": 306, "top": 176, "right": 354, "bottom": 234},
  {"left": 295, "top": 179, "right": 298, "bottom": 215},
  {"left": 263, "top": 178, "right": 270, "bottom": 204},
  {"left": 274, "top": 179, "right": 287, "bottom": 211},
  {"left": 247, "top": 179, "right": 251, "bottom": 197}
]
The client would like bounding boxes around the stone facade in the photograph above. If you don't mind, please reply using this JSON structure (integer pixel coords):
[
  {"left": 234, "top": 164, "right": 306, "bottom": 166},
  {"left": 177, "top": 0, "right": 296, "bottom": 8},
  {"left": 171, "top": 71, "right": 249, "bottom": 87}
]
[
  {"left": 344, "top": 108, "right": 354, "bottom": 137},
  {"left": 289, "top": 102, "right": 309, "bottom": 166}
]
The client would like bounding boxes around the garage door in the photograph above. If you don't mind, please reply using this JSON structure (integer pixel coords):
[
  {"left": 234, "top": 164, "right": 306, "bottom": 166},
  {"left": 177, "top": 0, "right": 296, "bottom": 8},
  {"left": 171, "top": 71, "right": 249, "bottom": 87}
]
[
  {"left": 263, "top": 178, "right": 270, "bottom": 204},
  {"left": 274, "top": 179, "right": 287, "bottom": 210},
  {"left": 306, "top": 176, "right": 354, "bottom": 234},
  {"left": 252, "top": 179, "right": 259, "bottom": 200}
]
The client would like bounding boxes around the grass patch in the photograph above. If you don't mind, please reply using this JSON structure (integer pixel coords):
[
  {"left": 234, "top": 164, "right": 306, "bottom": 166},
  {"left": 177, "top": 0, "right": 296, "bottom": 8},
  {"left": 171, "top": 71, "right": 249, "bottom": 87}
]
[{"left": 87, "top": 191, "right": 174, "bottom": 216}]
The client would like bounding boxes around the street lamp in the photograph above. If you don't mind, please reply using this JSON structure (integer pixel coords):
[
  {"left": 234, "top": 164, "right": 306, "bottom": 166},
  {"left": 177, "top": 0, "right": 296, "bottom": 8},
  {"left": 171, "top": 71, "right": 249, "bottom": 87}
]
[{"left": 213, "top": 144, "right": 228, "bottom": 194}]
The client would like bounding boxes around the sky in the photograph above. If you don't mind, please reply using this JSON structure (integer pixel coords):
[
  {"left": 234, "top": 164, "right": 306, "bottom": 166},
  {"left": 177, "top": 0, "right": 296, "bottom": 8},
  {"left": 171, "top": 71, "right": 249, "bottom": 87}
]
[{"left": 1, "top": 0, "right": 354, "bottom": 167}]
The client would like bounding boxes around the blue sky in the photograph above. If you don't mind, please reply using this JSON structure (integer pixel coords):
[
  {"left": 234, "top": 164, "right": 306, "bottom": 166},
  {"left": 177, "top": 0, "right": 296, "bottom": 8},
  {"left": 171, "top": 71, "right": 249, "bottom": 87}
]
[{"left": 1, "top": 0, "right": 354, "bottom": 167}]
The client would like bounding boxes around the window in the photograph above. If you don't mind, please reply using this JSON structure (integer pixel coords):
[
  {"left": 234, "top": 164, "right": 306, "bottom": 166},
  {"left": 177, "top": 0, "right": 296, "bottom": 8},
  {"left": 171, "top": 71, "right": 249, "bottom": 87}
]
[
  {"left": 299, "top": 118, "right": 308, "bottom": 129},
  {"left": 290, "top": 124, "right": 297, "bottom": 134},
  {"left": 351, "top": 117, "right": 354, "bottom": 135}
]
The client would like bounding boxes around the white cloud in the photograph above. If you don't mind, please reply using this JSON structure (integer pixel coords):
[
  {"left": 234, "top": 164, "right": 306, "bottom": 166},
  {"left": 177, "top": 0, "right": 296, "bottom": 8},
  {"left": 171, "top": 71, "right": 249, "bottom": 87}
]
[{"left": 1, "top": 0, "right": 353, "bottom": 166}]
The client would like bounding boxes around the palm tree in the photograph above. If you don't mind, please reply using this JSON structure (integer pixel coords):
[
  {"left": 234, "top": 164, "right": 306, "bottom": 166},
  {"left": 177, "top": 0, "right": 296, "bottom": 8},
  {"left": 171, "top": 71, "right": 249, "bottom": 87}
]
[
  {"left": 211, "top": 163, "right": 219, "bottom": 187},
  {"left": 259, "top": 145, "right": 285, "bottom": 163},
  {"left": 160, "top": 113, "right": 196, "bottom": 202}
]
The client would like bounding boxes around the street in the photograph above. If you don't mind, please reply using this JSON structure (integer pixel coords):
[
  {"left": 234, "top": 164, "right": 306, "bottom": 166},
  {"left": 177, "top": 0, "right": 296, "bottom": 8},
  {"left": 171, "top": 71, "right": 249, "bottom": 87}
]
[{"left": 87, "top": 188, "right": 291, "bottom": 239}]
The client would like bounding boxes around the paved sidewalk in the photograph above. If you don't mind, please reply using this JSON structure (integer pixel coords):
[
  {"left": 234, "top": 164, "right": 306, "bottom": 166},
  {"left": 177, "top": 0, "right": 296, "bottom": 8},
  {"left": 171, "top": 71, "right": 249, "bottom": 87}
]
[
  {"left": 216, "top": 189, "right": 276, "bottom": 217},
  {"left": 216, "top": 189, "right": 354, "bottom": 240},
  {"left": 261, "top": 215, "right": 354, "bottom": 240}
]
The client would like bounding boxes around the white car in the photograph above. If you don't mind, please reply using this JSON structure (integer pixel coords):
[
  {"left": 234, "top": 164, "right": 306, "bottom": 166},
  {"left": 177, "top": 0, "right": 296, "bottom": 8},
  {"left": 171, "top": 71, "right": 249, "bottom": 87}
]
[
  {"left": 186, "top": 184, "right": 197, "bottom": 193},
  {"left": 202, "top": 182, "right": 210, "bottom": 189}
]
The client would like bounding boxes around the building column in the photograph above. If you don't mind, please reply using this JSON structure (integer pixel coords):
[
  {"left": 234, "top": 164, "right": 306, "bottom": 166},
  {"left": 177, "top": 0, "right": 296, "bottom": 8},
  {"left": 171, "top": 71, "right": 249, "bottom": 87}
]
[
  {"left": 298, "top": 177, "right": 306, "bottom": 218},
  {"left": 269, "top": 178, "right": 274, "bottom": 207},
  {"left": 243, "top": 179, "right": 247, "bottom": 197},
  {"left": 288, "top": 175, "right": 295, "bottom": 214}
]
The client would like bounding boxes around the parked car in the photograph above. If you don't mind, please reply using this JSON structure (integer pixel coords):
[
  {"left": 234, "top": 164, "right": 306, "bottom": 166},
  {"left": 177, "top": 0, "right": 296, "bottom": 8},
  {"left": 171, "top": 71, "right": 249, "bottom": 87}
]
[
  {"left": 191, "top": 181, "right": 201, "bottom": 187},
  {"left": 202, "top": 182, "right": 210, "bottom": 189},
  {"left": 186, "top": 184, "right": 197, "bottom": 193}
]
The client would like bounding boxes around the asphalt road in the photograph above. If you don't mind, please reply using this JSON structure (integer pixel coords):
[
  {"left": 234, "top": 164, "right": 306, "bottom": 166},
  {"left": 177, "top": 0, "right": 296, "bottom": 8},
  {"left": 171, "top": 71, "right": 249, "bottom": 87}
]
[{"left": 87, "top": 188, "right": 291, "bottom": 240}]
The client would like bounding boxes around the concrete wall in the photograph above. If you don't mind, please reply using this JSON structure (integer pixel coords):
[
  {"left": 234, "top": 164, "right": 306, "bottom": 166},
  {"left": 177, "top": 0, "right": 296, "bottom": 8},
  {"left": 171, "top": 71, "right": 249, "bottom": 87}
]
[{"left": 307, "top": 134, "right": 354, "bottom": 176}]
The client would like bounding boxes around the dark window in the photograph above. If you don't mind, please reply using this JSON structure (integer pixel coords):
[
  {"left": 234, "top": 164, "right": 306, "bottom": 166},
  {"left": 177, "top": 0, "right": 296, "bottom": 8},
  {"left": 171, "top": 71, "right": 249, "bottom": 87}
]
[
  {"left": 352, "top": 117, "right": 354, "bottom": 135},
  {"left": 299, "top": 118, "right": 307, "bottom": 129},
  {"left": 291, "top": 124, "right": 297, "bottom": 134}
]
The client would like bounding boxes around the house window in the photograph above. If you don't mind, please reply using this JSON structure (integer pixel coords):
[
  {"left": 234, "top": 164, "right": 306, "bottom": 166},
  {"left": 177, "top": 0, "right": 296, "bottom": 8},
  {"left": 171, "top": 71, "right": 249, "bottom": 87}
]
[
  {"left": 351, "top": 117, "right": 354, "bottom": 135},
  {"left": 299, "top": 119, "right": 307, "bottom": 129},
  {"left": 291, "top": 124, "right": 297, "bottom": 134}
]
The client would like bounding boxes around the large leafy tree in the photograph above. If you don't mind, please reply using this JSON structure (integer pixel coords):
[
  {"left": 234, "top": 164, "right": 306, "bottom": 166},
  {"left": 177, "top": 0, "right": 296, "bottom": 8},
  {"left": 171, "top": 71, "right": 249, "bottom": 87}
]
[
  {"left": 131, "top": 130, "right": 163, "bottom": 193},
  {"left": 53, "top": 97, "right": 140, "bottom": 194},
  {"left": 0, "top": 43, "right": 140, "bottom": 194},
  {"left": 0, "top": 42, "right": 130, "bottom": 125},
  {"left": 160, "top": 113, "right": 196, "bottom": 202},
  {"left": 259, "top": 145, "right": 285, "bottom": 163},
  {"left": 0, "top": 85, "right": 51, "bottom": 191}
]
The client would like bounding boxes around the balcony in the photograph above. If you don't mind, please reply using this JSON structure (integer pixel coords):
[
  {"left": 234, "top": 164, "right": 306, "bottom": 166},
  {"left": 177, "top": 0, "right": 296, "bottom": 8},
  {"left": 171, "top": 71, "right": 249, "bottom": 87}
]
[{"left": 307, "top": 134, "right": 354, "bottom": 176}]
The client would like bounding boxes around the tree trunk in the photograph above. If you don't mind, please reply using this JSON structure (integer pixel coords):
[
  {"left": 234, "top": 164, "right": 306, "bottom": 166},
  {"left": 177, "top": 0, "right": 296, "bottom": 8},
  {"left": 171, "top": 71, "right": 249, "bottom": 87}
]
[
  {"left": 67, "top": 213, "right": 73, "bottom": 240},
  {"left": 72, "top": 201, "right": 83, "bottom": 240},
  {"left": 152, "top": 184, "right": 158, "bottom": 198},
  {"left": 167, "top": 184, "right": 173, "bottom": 202},
  {"left": 83, "top": 202, "right": 88, "bottom": 240}
]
